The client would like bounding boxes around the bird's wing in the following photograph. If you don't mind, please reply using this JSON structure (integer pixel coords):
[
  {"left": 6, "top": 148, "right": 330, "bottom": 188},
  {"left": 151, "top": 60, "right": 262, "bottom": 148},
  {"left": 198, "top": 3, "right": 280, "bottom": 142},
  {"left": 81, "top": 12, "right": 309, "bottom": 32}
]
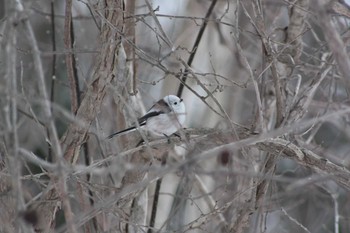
[
  {"left": 107, "top": 98, "right": 171, "bottom": 139},
  {"left": 137, "top": 111, "right": 163, "bottom": 124},
  {"left": 137, "top": 98, "right": 171, "bottom": 123},
  {"left": 106, "top": 112, "right": 159, "bottom": 139}
]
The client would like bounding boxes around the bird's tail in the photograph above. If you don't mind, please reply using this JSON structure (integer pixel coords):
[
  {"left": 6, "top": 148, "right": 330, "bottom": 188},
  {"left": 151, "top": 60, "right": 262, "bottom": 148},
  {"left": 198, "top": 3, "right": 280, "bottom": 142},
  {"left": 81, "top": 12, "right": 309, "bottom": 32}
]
[
  {"left": 107, "top": 120, "right": 148, "bottom": 139},
  {"left": 106, "top": 126, "right": 137, "bottom": 139}
]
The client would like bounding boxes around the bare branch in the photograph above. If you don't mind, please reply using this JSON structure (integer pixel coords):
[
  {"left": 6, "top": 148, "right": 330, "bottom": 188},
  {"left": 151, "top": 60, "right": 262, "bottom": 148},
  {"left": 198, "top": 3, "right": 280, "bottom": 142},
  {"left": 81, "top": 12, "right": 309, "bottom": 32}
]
[{"left": 311, "top": 0, "right": 350, "bottom": 86}]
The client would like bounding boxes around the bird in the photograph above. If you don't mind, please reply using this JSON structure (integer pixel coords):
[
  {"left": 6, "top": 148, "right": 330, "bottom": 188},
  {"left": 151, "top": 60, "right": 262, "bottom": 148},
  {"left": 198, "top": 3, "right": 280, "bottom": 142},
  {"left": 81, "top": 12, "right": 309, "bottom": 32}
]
[{"left": 107, "top": 95, "right": 186, "bottom": 139}]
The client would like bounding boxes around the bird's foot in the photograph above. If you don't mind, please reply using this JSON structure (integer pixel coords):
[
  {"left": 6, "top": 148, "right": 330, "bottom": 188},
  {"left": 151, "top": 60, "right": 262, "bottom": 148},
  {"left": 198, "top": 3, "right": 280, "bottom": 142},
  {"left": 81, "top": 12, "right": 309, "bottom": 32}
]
[
  {"left": 163, "top": 134, "right": 171, "bottom": 144},
  {"left": 136, "top": 139, "right": 145, "bottom": 147}
]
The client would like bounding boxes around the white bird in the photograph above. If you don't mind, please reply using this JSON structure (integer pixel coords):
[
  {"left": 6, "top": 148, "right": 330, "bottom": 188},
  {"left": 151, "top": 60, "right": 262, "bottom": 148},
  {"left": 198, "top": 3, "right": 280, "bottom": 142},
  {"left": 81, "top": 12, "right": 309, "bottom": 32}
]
[{"left": 107, "top": 95, "right": 186, "bottom": 139}]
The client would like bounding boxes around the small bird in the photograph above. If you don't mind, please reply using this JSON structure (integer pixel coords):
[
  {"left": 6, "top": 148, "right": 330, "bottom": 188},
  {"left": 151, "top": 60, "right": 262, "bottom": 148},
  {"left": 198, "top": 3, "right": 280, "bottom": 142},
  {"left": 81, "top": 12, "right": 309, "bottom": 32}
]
[{"left": 107, "top": 95, "right": 186, "bottom": 139}]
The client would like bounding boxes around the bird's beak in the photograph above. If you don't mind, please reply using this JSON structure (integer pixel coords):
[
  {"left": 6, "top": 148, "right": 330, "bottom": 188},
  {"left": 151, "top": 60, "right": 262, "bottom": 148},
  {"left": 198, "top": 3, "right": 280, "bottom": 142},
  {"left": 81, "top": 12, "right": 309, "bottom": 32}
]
[{"left": 180, "top": 98, "right": 183, "bottom": 102}]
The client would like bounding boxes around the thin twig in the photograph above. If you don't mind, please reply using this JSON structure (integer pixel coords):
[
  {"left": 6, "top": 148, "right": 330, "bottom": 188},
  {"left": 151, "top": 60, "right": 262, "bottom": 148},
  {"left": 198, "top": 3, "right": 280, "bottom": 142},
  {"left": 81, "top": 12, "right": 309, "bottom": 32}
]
[
  {"left": 19, "top": 0, "right": 76, "bottom": 231},
  {"left": 176, "top": 0, "right": 218, "bottom": 97},
  {"left": 233, "top": 34, "right": 266, "bottom": 132},
  {"left": 281, "top": 208, "right": 311, "bottom": 233},
  {"left": 144, "top": 0, "right": 172, "bottom": 48},
  {"left": 311, "top": 0, "right": 350, "bottom": 86},
  {"left": 76, "top": 0, "right": 101, "bottom": 31},
  {"left": 240, "top": 1, "right": 285, "bottom": 127}
]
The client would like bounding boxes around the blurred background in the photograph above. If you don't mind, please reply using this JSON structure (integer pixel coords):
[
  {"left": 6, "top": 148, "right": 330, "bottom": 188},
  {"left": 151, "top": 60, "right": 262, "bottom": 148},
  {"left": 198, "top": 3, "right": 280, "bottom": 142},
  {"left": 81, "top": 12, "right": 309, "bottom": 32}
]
[{"left": 2, "top": 0, "right": 350, "bottom": 232}]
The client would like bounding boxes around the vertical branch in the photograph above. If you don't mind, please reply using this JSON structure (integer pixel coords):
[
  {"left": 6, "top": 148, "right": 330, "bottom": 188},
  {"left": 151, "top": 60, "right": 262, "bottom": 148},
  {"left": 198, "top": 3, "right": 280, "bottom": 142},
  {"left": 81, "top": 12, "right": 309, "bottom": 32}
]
[
  {"left": 83, "top": 143, "right": 98, "bottom": 231},
  {"left": 48, "top": 0, "right": 56, "bottom": 160},
  {"left": 60, "top": 0, "right": 124, "bottom": 230},
  {"left": 250, "top": 1, "right": 283, "bottom": 221},
  {"left": 18, "top": 0, "right": 77, "bottom": 231},
  {"left": 19, "top": 1, "right": 64, "bottom": 167},
  {"left": 332, "top": 193, "right": 339, "bottom": 233},
  {"left": 62, "top": 0, "right": 124, "bottom": 163},
  {"left": 148, "top": 155, "right": 167, "bottom": 233},
  {"left": 64, "top": 0, "right": 80, "bottom": 114},
  {"left": 64, "top": 3, "right": 93, "bottom": 231},
  {"left": 125, "top": 0, "right": 137, "bottom": 94},
  {"left": 254, "top": 2, "right": 285, "bottom": 127},
  {"left": 311, "top": 0, "right": 350, "bottom": 85},
  {"left": 50, "top": 0, "right": 56, "bottom": 107},
  {"left": 241, "top": 1, "right": 285, "bottom": 127},
  {"left": 283, "top": 0, "right": 309, "bottom": 63},
  {"left": 236, "top": 2, "right": 290, "bottom": 231},
  {"left": 4, "top": 2, "right": 26, "bottom": 231},
  {"left": 234, "top": 36, "right": 266, "bottom": 132}
]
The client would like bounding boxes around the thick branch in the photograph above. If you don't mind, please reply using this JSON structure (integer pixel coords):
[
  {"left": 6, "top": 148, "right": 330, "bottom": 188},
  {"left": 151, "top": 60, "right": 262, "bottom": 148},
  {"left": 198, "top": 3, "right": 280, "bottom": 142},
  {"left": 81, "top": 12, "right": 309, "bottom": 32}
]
[
  {"left": 62, "top": 0, "right": 124, "bottom": 164},
  {"left": 64, "top": 0, "right": 80, "bottom": 114}
]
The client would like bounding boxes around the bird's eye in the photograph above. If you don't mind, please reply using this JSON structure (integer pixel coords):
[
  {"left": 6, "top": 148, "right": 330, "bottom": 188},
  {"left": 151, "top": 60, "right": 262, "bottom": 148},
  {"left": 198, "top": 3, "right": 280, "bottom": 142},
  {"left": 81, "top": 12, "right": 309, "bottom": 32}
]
[{"left": 174, "top": 102, "right": 178, "bottom": 105}]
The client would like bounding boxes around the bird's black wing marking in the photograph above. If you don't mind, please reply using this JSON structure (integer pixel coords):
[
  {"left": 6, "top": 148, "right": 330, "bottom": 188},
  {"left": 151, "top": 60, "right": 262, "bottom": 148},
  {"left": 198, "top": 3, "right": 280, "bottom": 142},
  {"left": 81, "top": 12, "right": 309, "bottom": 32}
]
[
  {"left": 107, "top": 112, "right": 163, "bottom": 139},
  {"left": 137, "top": 111, "right": 164, "bottom": 124}
]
